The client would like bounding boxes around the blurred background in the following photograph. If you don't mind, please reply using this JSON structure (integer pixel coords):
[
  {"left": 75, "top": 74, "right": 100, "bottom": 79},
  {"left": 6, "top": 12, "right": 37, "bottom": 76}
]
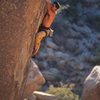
[{"left": 33, "top": 0, "right": 100, "bottom": 99}]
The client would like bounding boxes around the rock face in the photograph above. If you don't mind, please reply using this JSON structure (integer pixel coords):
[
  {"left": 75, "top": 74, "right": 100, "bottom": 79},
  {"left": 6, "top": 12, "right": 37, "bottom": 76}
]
[
  {"left": 0, "top": 0, "right": 46, "bottom": 100},
  {"left": 82, "top": 65, "right": 100, "bottom": 100},
  {"left": 23, "top": 59, "right": 45, "bottom": 98}
]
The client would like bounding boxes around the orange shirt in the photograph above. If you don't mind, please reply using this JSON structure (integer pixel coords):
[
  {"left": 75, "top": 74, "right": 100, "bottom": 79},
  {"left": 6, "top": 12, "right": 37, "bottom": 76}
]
[{"left": 42, "top": 8, "right": 56, "bottom": 28}]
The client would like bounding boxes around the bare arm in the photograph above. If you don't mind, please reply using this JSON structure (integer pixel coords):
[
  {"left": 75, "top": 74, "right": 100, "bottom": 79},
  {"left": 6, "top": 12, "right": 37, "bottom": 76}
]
[{"left": 45, "top": 0, "right": 51, "bottom": 11}]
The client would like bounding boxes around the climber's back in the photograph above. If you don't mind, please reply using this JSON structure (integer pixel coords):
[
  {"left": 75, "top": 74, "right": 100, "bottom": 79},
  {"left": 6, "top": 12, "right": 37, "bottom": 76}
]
[{"left": 42, "top": 1, "right": 61, "bottom": 28}]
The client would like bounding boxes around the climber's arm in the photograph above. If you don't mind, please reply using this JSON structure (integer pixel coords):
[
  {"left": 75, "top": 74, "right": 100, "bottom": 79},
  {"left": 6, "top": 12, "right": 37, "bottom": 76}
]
[{"left": 45, "top": 0, "right": 51, "bottom": 12}]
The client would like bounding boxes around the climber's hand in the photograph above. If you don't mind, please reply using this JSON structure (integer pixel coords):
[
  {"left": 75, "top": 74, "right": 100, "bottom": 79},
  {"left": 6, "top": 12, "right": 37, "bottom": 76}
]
[
  {"left": 45, "top": 28, "right": 54, "bottom": 37},
  {"left": 49, "top": 28, "right": 54, "bottom": 37}
]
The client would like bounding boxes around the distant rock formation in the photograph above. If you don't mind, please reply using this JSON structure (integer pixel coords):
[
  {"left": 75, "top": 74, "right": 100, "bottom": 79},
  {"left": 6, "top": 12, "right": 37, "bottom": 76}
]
[
  {"left": 82, "top": 65, "right": 100, "bottom": 100},
  {"left": 0, "top": 0, "right": 46, "bottom": 100}
]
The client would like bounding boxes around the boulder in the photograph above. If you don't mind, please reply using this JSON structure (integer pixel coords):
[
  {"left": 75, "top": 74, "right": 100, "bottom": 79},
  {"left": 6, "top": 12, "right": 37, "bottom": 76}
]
[
  {"left": 82, "top": 65, "right": 100, "bottom": 100},
  {"left": 23, "top": 59, "right": 45, "bottom": 98},
  {"left": 0, "top": 0, "right": 46, "bottom": 99}
]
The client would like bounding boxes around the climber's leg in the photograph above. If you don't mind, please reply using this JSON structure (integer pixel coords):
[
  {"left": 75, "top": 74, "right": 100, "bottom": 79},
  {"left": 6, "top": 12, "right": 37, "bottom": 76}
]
[
  {"left": 32, "top": 31, "right": 46, "bottom": 57},
  {"left": 32, "top": 28, "right": 54, "bottom": 57}
]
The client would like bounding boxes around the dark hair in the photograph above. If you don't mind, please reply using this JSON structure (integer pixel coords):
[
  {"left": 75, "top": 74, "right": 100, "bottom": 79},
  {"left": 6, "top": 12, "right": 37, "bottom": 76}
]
[{"left": 53, "top": 2, "right": 61, "bottom": 9}]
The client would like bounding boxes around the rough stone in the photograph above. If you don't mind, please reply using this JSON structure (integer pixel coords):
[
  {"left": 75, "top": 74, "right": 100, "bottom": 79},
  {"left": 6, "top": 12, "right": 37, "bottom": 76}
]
[
  {"left": 0, "top": 0, "right": 46, "bottom": 100},
  {"left": 82, "top": 65, "right": 100, "bottom": 100},
  {"left": 23, "top": 59, "right": 45, "bottom": 98},
  {"left": 28, "top": 94, "right": 37, "bottom": 100}
]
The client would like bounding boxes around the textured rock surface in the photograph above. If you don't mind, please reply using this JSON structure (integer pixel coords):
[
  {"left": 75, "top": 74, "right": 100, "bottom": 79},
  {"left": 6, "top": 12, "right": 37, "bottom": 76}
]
[
  {"left": 82, "top": 65, "right": 100, "bottom": 100},
  {"left": 0, "top": 0, "right": 46, "bottom": 100},
  {"left": 23, "top": 59, "right": 45, "bottom": 98}
]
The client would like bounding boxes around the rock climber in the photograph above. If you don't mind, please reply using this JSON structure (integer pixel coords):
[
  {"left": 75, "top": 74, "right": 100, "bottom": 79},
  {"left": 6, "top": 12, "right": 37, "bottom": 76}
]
[{"left": 32, "top": 0, "right": 61, "bottom": 57}]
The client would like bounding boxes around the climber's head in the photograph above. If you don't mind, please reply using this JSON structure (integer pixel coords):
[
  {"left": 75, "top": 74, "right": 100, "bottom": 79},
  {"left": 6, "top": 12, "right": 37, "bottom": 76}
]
[{"left": 51, "top": 2, "right": 61, "bottom": 11}]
